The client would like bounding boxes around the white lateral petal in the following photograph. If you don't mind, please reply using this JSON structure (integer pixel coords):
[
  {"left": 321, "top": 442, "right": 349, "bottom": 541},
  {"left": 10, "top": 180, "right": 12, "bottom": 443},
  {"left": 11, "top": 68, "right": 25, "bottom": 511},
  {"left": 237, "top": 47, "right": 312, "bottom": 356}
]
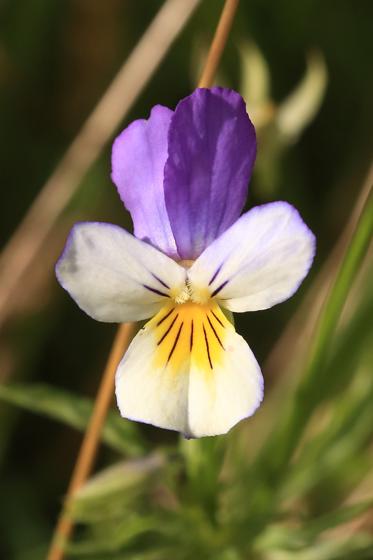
[
  {"left": 188, "top": 202, "right": 315, "bottom": 312},
  {"left": 115, "top": 303, "right": 263, "bottom": 437},
  {"left": 56, "top": 222, "right": 186, "bottom": 322}
]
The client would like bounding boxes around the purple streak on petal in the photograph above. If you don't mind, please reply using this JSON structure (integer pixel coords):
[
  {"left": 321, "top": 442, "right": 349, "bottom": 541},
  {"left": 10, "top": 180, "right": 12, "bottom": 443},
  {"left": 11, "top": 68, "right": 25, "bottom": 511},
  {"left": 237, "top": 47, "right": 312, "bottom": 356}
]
[
  {"left": 210, "top": 279, "right": 229, "bottom": 298},
  {"left": 208, "top": 262, "right": 224, "bottom": 286},
  {"left": 111, "top": 105, "right": 179, "bottom": 259},
  {"left": 164, "top": 87, "right": 257, "bottom": 259}
]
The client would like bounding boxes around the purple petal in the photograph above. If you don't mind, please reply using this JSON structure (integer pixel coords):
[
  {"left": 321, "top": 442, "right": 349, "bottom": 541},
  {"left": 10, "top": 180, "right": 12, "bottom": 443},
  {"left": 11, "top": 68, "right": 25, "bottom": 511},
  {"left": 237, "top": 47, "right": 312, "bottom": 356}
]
[
  {"left": 111, "top": 105, "right": 178, "bottom": 259},
  {"left": 164, "top": 87, "right": 256, "bottom": 259}
]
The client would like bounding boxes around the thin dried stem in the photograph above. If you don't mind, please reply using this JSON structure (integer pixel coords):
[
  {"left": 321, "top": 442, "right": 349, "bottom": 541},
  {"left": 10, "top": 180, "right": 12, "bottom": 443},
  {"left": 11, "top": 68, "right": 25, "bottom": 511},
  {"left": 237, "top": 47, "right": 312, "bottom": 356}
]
[
  {"left": 0, "top": 0, "right": 200, "bottom": 330},
  {"left": 46, "top": 322, "right": 134, "bottom": 560},
  {"left": 47, "top": 1, "right": 239, "bottom": 558},
  {"left": 198, "top": 0, "right": 239, "bottom": 88}
]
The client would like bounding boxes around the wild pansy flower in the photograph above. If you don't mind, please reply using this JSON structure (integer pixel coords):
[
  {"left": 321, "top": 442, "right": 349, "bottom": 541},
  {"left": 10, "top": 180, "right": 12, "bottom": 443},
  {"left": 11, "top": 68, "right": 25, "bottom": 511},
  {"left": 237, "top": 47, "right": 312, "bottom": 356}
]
[{"left": 56, "top": 88, "right": 315, "bottom": 438}]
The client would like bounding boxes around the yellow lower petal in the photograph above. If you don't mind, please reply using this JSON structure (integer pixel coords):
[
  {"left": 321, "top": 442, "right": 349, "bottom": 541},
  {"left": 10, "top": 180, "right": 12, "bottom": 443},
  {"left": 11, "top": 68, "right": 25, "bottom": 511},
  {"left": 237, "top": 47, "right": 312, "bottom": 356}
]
[
  {"left": 115, "top": 301, "right": 263, "bottom": 437},
  {"left": 148, "top": 301, "right": 232, "bottom": 375}
]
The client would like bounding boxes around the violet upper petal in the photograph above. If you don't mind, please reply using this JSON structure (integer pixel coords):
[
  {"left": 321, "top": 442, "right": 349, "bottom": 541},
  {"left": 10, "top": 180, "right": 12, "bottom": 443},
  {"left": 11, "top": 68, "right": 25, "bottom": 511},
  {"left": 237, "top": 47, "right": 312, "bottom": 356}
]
[
  {"left": 111, "top": 105, "right": 179, "bottom": 259},
  {"left": 164, "top": 87, "right": 256, "bottom": 259}
]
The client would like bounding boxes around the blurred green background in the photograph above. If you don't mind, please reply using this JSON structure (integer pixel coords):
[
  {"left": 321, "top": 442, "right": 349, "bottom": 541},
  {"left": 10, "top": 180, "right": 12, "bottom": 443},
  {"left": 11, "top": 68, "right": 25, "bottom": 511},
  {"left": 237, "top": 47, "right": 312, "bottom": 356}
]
[{"left": 0, "top": 1, "right": 372, "bottom": 559}]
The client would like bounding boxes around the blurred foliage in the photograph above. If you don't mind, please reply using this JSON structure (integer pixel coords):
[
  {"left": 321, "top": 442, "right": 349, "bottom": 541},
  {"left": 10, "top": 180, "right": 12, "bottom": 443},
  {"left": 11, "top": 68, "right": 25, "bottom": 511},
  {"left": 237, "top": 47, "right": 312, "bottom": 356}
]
[
  {"left": 0, "top": 383, "right": 148, "bottom": 456},
  {"left": 241, "top": 42, "right": 328, "bottom": 194},
  {"left": 0, "top": 1, "right": 372, "bottom": 559}
]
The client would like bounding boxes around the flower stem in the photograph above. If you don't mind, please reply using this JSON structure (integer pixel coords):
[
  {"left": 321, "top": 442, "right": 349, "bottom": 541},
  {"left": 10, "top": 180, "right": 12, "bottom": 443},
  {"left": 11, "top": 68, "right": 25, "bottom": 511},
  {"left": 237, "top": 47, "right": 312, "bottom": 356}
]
[
  {"left": 46, "top": 322, "right": 134, "bottom": 560},
  {"left": 198, "top": 0, "right": 240, "bottom": 88}
]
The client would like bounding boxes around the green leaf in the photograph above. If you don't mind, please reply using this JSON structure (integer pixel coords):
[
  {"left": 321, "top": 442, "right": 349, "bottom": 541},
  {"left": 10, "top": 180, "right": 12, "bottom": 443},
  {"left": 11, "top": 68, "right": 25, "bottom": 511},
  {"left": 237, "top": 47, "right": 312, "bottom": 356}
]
[
  {"left": 0, "top": 383, "right": 148, "bottom": 457},
  {"left": 67, "top": 515, "right": 162, "bottom": 556},
  {"left": 255, "top": 531, "right": 373, "bottom": 559},
  {"left": 301, "top": 499, "right": 373, "bottom": 542},
  {"left": 70, "top": 454, "right": 165, "bottom": 523},
  {"left": 254, "top": 499, "right": 373, "bottom": 555},
  {"left": 284, "top": 357, "right": 373, "bottom": 502}
]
